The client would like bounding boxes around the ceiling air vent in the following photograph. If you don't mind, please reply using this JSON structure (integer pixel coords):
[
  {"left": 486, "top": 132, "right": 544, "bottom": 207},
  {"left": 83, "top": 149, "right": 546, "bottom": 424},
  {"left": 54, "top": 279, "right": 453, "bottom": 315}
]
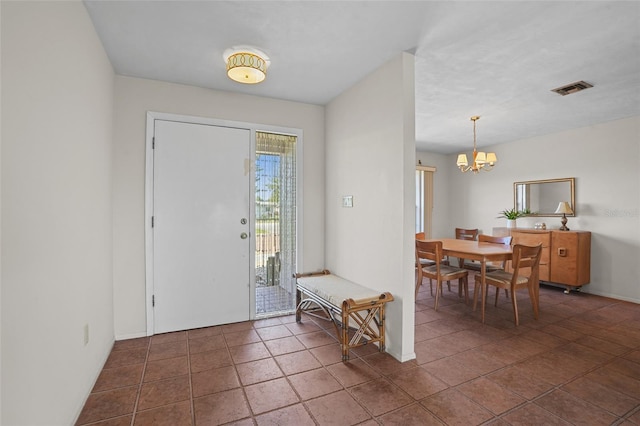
[{"left": 551, "top": 80, "right": 593, "bottom": 96}]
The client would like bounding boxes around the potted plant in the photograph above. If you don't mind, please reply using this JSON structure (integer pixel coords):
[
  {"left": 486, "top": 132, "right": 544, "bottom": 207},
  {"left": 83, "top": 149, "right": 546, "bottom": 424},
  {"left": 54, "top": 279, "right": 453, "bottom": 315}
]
[{"left": 498, "top": 208, "right": 529, "bottom": 228}]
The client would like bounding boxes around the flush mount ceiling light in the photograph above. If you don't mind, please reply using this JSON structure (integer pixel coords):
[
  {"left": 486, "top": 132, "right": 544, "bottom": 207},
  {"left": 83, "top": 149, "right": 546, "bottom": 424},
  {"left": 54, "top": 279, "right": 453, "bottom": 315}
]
[
  {"left": 456, "top": 116, "right": 497, "bottom": 173},
  {"left": 223, "top": 46, "right": 270, "bottom": 84}
]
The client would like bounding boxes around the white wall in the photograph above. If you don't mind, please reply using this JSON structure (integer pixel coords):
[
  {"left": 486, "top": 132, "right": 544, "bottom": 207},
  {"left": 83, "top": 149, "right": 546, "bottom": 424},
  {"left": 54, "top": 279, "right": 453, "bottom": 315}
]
[
  {"left": 422, "top": 116, "right": 640, "bottom": 302},
  {"left": 1, "top": 2, "right": 115, "bottom": 424},
  {"left": 113, "top": 76, "right": 325, "bottom": 338},
  {"left": 325, "top": 53, "right": 416, "bottom": 362}
]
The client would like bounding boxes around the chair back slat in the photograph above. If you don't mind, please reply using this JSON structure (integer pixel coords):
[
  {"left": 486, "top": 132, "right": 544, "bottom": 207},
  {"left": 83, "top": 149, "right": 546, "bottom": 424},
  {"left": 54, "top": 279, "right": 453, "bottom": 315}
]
[
  {"left": 415, "top": 239, "right": 442, "bottom": 263},
  {"left": 455, "top": 228, "right": 478, "bottom": 241},
  {"left": 478, "top": 234, "right": 512, "bottom": 245},
  {"left": 512, "top": 243, "right": 542, "bottom": 283}
]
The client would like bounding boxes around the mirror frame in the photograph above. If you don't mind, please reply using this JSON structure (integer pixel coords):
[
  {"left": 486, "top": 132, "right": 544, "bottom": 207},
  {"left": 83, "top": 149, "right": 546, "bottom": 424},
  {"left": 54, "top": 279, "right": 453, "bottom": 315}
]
[{"left": 513, "top": 177, "right": 575, "bottom": 217}]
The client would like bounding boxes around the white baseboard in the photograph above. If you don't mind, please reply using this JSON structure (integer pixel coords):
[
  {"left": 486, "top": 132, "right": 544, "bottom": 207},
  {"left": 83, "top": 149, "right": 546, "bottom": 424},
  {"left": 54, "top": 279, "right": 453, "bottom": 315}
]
[
  {"left": 115, "top": 331, "right": 149, "bottom": 341},
  {"left": 387, "top": 348, "right": 416, "bottom": 363}
]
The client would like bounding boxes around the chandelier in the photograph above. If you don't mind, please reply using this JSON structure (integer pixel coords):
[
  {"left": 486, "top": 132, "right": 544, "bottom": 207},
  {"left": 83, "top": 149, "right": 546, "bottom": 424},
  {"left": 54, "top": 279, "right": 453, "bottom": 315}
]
[{"left": 456, "top": 116, "right": 497, "bottom": 173}]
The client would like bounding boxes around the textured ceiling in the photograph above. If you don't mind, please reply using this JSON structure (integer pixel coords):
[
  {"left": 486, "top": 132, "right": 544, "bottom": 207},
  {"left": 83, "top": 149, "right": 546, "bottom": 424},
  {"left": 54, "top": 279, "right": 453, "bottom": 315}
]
[{"left": 84, "top": 1, "right": 640, "bottom": 154}]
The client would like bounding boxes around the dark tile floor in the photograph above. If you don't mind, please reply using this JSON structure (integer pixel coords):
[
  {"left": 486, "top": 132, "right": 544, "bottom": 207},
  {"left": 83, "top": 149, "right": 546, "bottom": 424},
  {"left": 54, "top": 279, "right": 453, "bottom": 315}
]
[{"left": 77, "top": 276, "right": 640, "bottom": 425}]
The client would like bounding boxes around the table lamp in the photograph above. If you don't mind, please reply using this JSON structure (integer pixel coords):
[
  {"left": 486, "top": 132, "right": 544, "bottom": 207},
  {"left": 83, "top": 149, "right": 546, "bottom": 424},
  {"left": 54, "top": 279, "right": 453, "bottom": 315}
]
[{"left": 554, "top": 201, "right": 573, "bottom": 231}]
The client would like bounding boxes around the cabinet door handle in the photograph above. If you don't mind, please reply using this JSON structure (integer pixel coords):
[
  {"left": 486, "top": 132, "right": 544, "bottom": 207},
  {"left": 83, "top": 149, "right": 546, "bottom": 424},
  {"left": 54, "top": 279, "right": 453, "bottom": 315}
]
[{"left": 558, "top": 248, "right": 567, "bottom": 257}]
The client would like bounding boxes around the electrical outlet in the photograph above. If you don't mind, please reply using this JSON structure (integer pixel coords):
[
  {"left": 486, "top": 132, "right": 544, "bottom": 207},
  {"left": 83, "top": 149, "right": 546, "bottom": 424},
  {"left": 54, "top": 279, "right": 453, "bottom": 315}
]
[{"left": 84, "top": 324, "right": 89, "bottom": 346}]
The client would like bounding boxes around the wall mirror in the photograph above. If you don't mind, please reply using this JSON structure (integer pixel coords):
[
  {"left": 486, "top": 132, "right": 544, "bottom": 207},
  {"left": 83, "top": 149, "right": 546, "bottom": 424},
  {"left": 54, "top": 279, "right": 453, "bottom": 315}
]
[{"left": 514, "top": 177, "right": 575, "bottom": 216}]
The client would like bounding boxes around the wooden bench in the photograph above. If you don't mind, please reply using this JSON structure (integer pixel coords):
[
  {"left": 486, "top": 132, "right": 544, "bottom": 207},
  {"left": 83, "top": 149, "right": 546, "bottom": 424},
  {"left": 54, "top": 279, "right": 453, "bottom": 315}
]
[{"left": 294, "top": 270, "right": 394, "bottom": 361}]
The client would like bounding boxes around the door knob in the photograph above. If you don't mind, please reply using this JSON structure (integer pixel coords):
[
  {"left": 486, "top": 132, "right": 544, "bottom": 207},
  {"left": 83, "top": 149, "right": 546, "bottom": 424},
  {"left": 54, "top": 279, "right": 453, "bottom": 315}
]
[{"left": 240, "top": 232, "right": 248, "bottom": 239}]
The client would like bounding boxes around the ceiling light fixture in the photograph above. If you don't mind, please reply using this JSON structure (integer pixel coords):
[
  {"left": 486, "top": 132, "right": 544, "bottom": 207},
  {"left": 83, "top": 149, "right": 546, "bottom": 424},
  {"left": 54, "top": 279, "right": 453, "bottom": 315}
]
[
  {"left": 223, "top": 47, "right": 270, "bottom": 84},
  {"left": 456, "top": 116, "right": 497, "bottom": 173}
]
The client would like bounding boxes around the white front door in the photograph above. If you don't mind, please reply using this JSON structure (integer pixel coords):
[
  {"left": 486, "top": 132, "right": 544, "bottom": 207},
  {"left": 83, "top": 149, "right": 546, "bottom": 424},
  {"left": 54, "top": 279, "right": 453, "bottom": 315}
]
[{"left": 152, "top": 120, "right": 251, "bottom": 333}]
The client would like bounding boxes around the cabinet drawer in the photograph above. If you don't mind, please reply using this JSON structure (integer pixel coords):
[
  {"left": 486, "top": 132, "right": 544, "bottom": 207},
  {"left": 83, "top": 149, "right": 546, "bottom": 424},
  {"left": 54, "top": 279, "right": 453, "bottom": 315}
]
[
  {"left": 511, "top": 230, "right": 550, "bottom": 248},
  {"left": 513, "top": 261, "right": 550, "bottom": 281}
]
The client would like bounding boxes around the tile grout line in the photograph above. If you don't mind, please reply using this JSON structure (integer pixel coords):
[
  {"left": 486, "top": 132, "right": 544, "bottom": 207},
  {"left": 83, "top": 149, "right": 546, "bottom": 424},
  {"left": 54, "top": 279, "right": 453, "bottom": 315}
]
[
  {"left": 226, "top": 323, "right": 261, "bottom": 423},
  {"left": 259, "top": 318, "right": 316, "bottom": 423},
  {"left": 186, "top": 330, "right": 196, "bottom": 426},
  {"left": 246, "top": 315, "right": 372, "bottom": 423},
  {"left": 293, "top": 316, "right": 351, "bottom": 425},
  {"left": 308, "top": 317, "right": 393, "bottom": 423},
  {"left": 129, "top": 337, "right": 152, "bottom": 426}
]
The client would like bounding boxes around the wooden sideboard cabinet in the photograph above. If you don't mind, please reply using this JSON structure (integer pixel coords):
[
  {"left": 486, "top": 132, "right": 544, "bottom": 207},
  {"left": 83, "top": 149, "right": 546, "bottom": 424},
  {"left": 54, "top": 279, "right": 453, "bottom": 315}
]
[{"left": 493, "top": 228, "right": 591, "bottom": 293}]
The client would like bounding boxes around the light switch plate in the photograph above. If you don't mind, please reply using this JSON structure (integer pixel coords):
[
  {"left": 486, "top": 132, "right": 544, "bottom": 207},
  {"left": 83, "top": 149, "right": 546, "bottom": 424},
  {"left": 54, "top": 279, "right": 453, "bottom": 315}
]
[{"left": 342, "top": 195, "right": 353, "bottom": 208}]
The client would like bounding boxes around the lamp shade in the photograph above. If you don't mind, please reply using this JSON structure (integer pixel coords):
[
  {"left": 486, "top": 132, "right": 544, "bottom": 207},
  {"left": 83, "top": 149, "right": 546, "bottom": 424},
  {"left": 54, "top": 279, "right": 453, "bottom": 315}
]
[
  {"left": 554, "top": 201, "right": 573, "bottom": 215},
  {"left": 475, "top": 151, "right": 487, "bottom": 165},
  {"left": 486, "top": 152, "right": 497, "bottom": 164},
  {"left": 456, "top": 154, "right": 468, "bottom": 167}
]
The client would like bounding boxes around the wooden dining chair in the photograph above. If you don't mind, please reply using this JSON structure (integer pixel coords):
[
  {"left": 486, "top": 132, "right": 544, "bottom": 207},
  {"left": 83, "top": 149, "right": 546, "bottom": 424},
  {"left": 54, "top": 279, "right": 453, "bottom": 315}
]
[
  {"left": 470, "top": 234, "right": 512, "bottom": 269},
  {"left": 415, "top": 240, "right": 469, "bottom": 310},
  {"left": 415, "top": 232, "right": 435, "bottom": 293},
  {"left": 461, "top": 234, "right": 513, "bottom": 299},
  {"left": 442, "top": 227, "right": 479, "bottom": 292},
  {"left": 483, "top": 243, "right": 542, "bottom": 325},
  {"left": 415, "top": 232, "right": 462, "bottom": 298},
  {"left": 481, "top": 234, "right": 513, "bottom": 300},
  {"left": 453, "top": 228, "right": 479, "bottom": 268}
]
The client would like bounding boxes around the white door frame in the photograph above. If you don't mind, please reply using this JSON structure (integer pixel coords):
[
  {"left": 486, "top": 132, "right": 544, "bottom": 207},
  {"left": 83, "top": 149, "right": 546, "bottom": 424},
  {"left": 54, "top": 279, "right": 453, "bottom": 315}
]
[{"left": 145, "top": 111, "right": 304, "bottom": 336}]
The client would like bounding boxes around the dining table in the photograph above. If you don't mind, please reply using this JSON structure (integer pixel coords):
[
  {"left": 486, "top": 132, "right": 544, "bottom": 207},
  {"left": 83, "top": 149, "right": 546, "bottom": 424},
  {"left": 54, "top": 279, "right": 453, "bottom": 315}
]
[{"left": 434, "top": 238, "right": 514, "bottom": 323}]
